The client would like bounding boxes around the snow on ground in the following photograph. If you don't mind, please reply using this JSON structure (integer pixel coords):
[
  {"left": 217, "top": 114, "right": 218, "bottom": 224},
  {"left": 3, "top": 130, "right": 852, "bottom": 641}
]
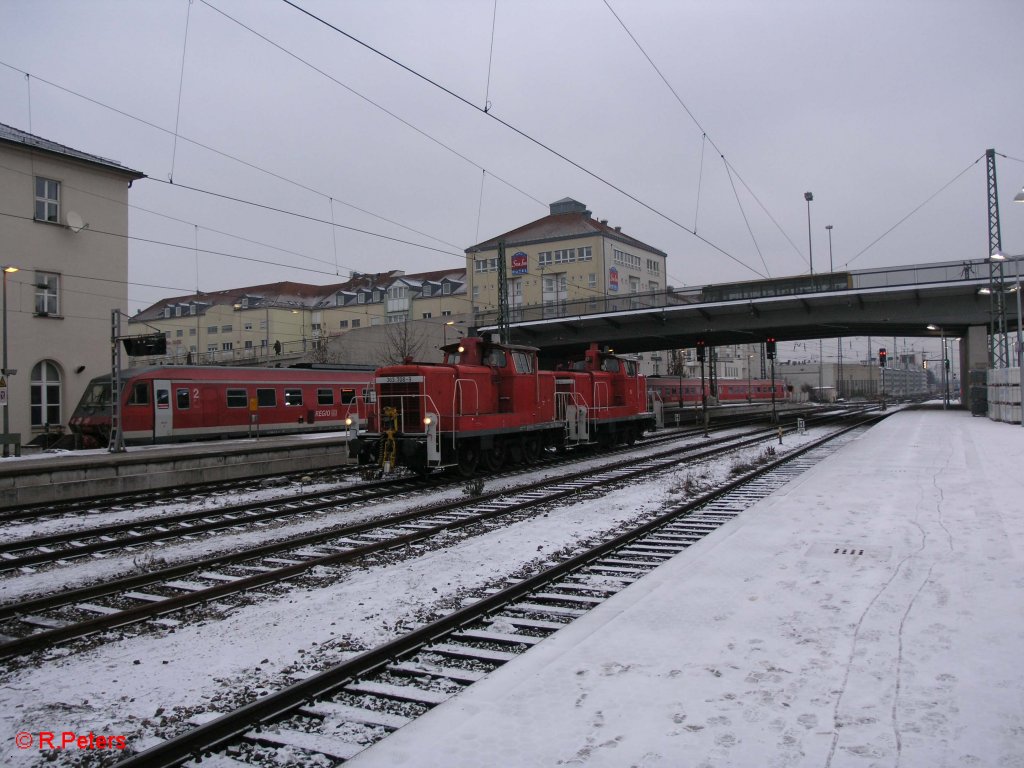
[
  {"left": 0, "top": 426, "right": 807, "bottom": 766},
  {"left": 344, "top": 408, "right": 1024, "bottom": 768}
]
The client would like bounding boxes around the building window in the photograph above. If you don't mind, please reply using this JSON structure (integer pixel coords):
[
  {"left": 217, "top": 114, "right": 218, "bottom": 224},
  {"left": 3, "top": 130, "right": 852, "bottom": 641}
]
[
  {"left": 339, "top": 320, "right": 349, "bottom": 328},
  {"left": 207, "top": 326, "right": 218, "bottom": 334},
  {"left": 578, "top": 246, "right": 592, "bottom": 261},
  {"left": 554, "top": 248, "right": 575, "bottom": 264},
  {"left": 441, "top": 310, "right": 452, "bottom": 317},
  {"left": 351, "top": 319, "right": 361, "bottom": 328},
  {"left": 422, "top": 312, "right": 432, "bottom": 319},
  {"left": 34, "top": 177, "right": 60, "bottom": 223},
  {"left": 30, "top": 360, "right": 62, "bottom": 428},
  {"left": 189, "top": 328, "right": 196, "bottom": 336},
  {"left": 472, "top": 285, "right": 480, "bottom": 300},
  {"left": 244, "top": 340, "right": 253, "bottom": 349},
  {"left": 34, "top": 272, "right": 60, "bottom": 316},
  {"left": 221, "top": 325, "right": 232, "bottom": 333},
  {"left": 588, "top": 273, "right": 597, "bottom": 289},
  {"left": 646, "top": 258, "right": 661, "bottom": 275},
  {"left": 221, "top": 342, "right": 233, "bottom": 351},
  {"left": 207, "top": 344, "right": 217, "bottom": 353},
  {"left": 442, "top": 283, "right": 452, "bottom": 295},
  {"left": 244, "top": 321, "right": 253, "bottom": 331},
  {"left": 259, "top": 319, "right": 267, "bottom": 331},
  {"left": 614, "top": 249, "right": 641, "bottom": 270},
  {"left": 176, "top": 329, "right": 184, "bottom": 337}
]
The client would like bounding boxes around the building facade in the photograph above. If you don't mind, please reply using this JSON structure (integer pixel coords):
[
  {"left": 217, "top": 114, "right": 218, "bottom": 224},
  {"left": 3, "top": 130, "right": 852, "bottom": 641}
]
[
  {"left": 467, "top": 198, "right": 668, "bottom": 326},
  {"left": 0, "top": 123, "right": 144, "bottom": 450}
]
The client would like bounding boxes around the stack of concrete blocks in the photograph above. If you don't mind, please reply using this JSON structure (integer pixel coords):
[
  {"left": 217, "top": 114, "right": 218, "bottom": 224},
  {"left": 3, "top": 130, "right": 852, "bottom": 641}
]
[{"left": 987, "top": 367, "right": 1022, "bottom": 424}]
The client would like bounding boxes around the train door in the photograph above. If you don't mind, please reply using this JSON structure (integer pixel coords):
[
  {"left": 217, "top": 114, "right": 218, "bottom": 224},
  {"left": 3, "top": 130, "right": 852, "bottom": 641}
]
[{"left": 153, "top": 379, "right": 173, "bottom": 440}]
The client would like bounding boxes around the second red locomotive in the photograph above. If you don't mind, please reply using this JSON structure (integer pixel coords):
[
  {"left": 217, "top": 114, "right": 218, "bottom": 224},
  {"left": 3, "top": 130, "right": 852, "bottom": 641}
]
[{"left": 356, "top": 337, "right": 655, "bottom": 475}]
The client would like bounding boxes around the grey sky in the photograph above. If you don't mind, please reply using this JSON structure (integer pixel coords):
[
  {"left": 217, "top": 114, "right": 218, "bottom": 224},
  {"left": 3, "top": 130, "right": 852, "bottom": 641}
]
[{"left": 1, "top": 0, "right": 1022, "bottom": 315}]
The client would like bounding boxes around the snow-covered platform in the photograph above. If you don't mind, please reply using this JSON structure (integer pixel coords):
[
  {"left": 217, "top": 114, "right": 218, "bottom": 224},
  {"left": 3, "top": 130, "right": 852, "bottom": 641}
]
[{"left": 348, "top": 407, "right": 1024, "bottom": 768}]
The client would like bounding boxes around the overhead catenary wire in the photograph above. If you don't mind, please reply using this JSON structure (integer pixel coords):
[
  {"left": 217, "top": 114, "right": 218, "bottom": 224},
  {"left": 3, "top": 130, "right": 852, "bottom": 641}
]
[
  {"left": 197, "top": 1, "right": 546, "bottom": 211},
  {"left": 843, "top": 155, "right": 984, "bottom": 268},
  {"left": 722, "top": 156, "right": 770, "bottom": 278},
  {"left": 0, "top": 59, "right": 466, "bottom": 253},
  {"left": 279, "top": 0, "right": 765, "bottom": 279},
  {"left": 169, "top": 0, "right": 194, "bottom": 184}
]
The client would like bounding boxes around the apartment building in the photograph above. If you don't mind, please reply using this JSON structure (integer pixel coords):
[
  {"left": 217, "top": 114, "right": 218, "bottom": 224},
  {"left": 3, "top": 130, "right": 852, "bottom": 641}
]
[{"left": 0, "top": 123, "right": 144, "bottom": 451}]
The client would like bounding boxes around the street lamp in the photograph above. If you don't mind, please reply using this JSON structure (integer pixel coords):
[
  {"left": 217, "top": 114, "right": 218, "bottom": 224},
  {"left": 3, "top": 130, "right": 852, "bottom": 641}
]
[
  {"left": 804, "top": 192, "right": 814, "bottom": 282},
  {"left": 927, "top": 324, "right": 949, "bottom": 410},
  {"left": 3, "top": 266, "right": 19, "bottom": 457}
]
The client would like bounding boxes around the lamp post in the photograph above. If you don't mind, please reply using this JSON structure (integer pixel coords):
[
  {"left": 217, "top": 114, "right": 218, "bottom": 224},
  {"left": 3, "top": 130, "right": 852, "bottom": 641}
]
[
  {"left": 829, "top": 222, "right": 843, "bottom": 397},
  {"left": 804, "top": 192, "right": 814, "bottom": 283},
  {"left": 927, "top": 325, "right": 948, "bottom": 410},
  {"left": 2, "top": 266, "right": 18, "bottom": 457}
]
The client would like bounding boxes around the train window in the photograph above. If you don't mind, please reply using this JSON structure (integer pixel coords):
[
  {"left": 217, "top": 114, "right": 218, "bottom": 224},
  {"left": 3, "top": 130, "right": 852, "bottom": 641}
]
[
  {"left": 156, "top": 389, "right": 170, "bottom": 408},
  {"left": 226, "top": 389, "right": 247, "bottom": 408},
  {"left": 339, "top": 388, "right": 356, "bottom": 405},
  {"left": 485, "top": 349, "right": 507, "bottom": 368},
  {"left": 512, "top": 350, "right": 533, "bottom": 374},
  {"left": 128, "top": 382, "right": 150, "bottom": 405},
  {"left": 284, "top": 388, "right": 303, "bottom": 406},
  {"left": 177, "top": 388, "right": 191, "bottom": 409},
  {"left": 601, "top": 358, "right": 620, "bottom": 373},
  {"left": 317, "top": 388, "right": 333, "bottom": 405},
  {"left": 624, "top": 360, "right": 637, "bottom": 376},
  {"left": 257, "top": 388, "right": 276, "bottom": 408}
]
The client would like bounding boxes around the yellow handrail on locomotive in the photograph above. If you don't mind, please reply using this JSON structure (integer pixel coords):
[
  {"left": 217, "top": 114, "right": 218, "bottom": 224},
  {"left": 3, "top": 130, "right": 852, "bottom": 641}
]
[{"left": 380, "top": 405, "right": 398, "bottom": 468}]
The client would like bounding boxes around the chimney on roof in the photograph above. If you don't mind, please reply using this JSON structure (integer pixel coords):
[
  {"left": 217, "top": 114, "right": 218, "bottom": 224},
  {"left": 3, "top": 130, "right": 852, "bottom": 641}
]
[
  {"left": 600, "top": 219, "right": 608, "bottom": 225},
  {"left": 614, "top": 226, "right": 621, "bottom": 232}
]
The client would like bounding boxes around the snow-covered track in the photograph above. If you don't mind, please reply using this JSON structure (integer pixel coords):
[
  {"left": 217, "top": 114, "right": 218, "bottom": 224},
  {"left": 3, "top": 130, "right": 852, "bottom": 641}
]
[
  {"left": 113, "top": 416, "right": 879, "bottom": 767},
  {"left": 0, "top": 412, "right": 871, "bottom": 661}
]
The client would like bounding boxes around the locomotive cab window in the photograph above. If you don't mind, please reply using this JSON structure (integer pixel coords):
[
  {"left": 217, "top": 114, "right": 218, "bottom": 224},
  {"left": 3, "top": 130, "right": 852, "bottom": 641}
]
[
  {"left": 257, "top": 388, "right": 276, "bottom": 408},
  {"left": 601, "top": 358, "right": 620, "bottom": 373},
  {"left": 512, "top": 350, "right": 533, "bottom": 374},
  {"left": 226, "top": 388, "right": 247, "bottom": 408},
  {"left": 624, "top": 360, "right": 637, "bottom": 376},
  {"left": 284, "top": 388, "right": 303, "bottom": 406},
  {"left": 485, "top": 349, "right": 507, "bottom": 368},
  {"left": 128, "top": 382, "right": 150, "bottom": 405},
  {"left": 177, "top": 388, "right": 191, "bottom": 409},
  {"left": 317, "top": 388, "right": 333, "bottom": 405}
]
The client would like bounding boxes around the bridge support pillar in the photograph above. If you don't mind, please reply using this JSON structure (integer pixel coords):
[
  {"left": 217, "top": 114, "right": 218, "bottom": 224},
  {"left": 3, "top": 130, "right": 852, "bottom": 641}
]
[{"left": 959, "top": 326, "right": 989, "bottom": 403}]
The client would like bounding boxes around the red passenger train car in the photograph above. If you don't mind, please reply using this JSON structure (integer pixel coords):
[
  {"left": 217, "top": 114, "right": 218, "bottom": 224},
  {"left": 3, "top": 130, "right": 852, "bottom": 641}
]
[
  {"left": 69, "top": 366, "right": 374, "bottom": 447},
  {"left": 357, "top": 337, "right": 655, "bottom": 476},
  {"left": 647, "top": 376, "right": 787, "bottom": 406}
]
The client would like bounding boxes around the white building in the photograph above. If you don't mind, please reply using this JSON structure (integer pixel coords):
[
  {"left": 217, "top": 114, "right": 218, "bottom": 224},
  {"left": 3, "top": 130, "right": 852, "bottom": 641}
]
[{"left": 0, "top": 123, "right": 144, "bottom": 451}]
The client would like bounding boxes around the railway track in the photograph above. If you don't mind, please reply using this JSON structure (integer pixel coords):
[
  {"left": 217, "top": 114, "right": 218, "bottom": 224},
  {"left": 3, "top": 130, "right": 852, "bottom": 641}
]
[
  {"left": 0, "top": 415, "right": 807, "bottom": 572},
  {"left": 112, "top": 414, "right": 880, "bottom": 767},
  {"left": 0, "top": 410, "right": 872, "bottom": 661}
]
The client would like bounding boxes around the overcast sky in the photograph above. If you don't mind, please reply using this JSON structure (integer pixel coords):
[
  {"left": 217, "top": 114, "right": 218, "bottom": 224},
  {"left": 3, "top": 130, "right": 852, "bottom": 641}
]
[{"left": 2, "top": 0, "right": 1023, "bottom": 316}]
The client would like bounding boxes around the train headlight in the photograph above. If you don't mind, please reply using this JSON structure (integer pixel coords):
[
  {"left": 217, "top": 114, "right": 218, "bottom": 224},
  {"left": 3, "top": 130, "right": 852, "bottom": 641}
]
[
  {"left": 345, "top": 417, "right": 353, "bottom": 427},
  {"left": 457, "top": 345, "right": 465, "bottom": 354},
  {"left": 423, "top": 416, "right": 432, "bottom": 426}
]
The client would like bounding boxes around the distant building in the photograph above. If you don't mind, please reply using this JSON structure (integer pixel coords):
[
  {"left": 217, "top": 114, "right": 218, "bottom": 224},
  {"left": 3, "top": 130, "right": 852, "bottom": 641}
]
[
  {"left": 466, "top": 198, "right": 669, "bottom": 324},
  {"left": 0, "top": 123, "right": 144, "bottom": 450}
]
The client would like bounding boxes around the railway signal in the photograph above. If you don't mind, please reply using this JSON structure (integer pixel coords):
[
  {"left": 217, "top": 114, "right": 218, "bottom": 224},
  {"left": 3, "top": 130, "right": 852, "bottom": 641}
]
[
  {"left": 695, "top": 339, "right": 706, "bottom": 362},
  {"left": 765, "top": 337, "right": 776, "bottom": 359},
  {"left": 879, "top": 347, "right": 887, "bottom": 367}
]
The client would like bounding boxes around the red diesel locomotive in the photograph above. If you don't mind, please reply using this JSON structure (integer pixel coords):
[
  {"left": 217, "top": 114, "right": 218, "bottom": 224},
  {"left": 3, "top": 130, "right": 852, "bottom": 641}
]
[
  {"left": 357, "top": 337, "right": 655, "bottom": 475},
  {"left": 69, "top": 366, "right": 374, "bottom": 447}
]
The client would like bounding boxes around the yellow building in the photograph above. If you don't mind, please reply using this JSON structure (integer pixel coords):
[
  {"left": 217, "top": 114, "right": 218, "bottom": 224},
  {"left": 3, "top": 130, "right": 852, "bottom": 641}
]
[{"left": 467, "top": 198, "right": 668, "bottom": 323}]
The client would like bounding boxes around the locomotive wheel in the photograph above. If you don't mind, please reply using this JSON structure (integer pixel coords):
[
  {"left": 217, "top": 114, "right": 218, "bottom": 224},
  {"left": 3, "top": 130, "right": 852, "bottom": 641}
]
[
  {"left": 457, "top": 442, "right": 480, "bottom": 477},
  {"left": 625, "top": 424, "right": 638, "bottom": 446},
  {"left": 507, "top": 439, "right": 525, "bottom": 465},
  {"left": 483, "top": 442, "right": 507, "bottom": 472},
  {"left": 522, "top": 435, "right": 541, "bottom": 465}
]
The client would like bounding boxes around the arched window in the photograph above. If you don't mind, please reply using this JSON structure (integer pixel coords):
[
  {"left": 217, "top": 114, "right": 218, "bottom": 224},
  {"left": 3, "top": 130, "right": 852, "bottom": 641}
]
[{"left": 30, "top": 360, "right": 62, "bottom": 428}]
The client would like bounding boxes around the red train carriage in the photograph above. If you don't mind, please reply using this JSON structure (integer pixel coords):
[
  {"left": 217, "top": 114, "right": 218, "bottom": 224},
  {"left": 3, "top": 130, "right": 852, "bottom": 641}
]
[
  {"left": 556, "top": 343, "right": 655, "bottom": 447},
  {"left": 647, "top": 376, "right": 787, "bottom": 406},
  {"left": 69, "top": 366, "right": 374, "bottom": 447}
]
